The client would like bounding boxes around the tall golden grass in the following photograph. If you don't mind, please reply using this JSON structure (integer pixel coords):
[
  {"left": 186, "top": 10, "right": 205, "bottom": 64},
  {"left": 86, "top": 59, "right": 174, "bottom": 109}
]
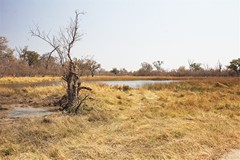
[
  {"left": 0, "top": 77, "right": 239, "bottom": 159},
  {"left": 0, "top": 76, "right": 61, "bottom": 84}
]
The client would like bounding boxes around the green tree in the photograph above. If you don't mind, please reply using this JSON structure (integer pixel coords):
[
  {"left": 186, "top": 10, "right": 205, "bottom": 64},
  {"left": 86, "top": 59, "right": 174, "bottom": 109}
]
[
  {"left": 19, "top": 47, "right": 40, "bottom": 67},
  {"left": 110, "top": 68, "right": 119, "bottom": 75},
  {"left": 189, "top": 63, "right": 203, "bottom": 71},
  {"left": 227, "top": 58, "right": 240, "bottom": 76}
]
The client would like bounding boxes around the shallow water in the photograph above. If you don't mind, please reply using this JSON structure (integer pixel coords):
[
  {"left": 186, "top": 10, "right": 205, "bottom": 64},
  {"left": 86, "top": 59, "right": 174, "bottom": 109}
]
[
  {"left": 94, "top": 80, "right": 179, "bottom": 88},
  {"left": 9, "top": 107, "right": 52, "bottom": 118}
]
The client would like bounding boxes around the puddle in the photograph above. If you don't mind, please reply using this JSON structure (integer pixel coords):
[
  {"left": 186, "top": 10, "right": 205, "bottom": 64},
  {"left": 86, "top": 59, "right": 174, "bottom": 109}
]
[{"left": 9, "top": 107, "right": 52, "bottom": 118}]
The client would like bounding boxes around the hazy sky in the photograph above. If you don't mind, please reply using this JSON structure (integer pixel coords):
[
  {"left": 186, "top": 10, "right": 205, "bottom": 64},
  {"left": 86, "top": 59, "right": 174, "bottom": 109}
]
[{"left": 0, "top": 0, "right": 239, "bottom": 71}]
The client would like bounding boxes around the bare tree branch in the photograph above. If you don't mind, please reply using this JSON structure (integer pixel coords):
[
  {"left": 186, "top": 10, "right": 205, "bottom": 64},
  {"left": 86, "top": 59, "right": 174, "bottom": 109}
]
[
  {"left": 31, "top": 10, "right": 90, "bottom": 114},
  {"left": 45, "top": 46, "right": 59, "bottom": 69}
]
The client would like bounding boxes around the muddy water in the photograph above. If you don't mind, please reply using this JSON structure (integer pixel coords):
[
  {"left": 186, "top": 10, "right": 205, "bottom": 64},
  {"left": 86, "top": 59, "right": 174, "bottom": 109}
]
[{"left": 8, "top": 107, "right": 52, "bottom": 118}]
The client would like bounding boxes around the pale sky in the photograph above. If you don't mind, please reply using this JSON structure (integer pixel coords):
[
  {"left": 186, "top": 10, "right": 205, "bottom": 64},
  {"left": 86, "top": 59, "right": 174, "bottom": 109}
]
[{"left": 0, "top": 0, "right": 239, "bottom": 71}]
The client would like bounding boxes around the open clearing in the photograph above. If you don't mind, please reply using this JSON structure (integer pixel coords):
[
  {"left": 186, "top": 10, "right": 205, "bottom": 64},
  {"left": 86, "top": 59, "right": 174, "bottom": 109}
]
[{"left": 0, "top": 76, "right": 239, "bottom": 160}]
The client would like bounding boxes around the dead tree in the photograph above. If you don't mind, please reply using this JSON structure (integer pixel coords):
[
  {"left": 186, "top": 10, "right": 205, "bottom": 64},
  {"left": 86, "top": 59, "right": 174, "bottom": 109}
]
[{"left": 30, "top": 11, "right": 92, "bottom": 114}]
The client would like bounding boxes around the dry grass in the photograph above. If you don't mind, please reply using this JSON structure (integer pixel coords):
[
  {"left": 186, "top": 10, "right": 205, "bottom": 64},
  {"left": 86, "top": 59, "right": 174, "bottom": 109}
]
[
  {"left": 0, "top": 77, "right": 239, "bottom": 159},
  {"left": 17, "top": 85, "right": 65, "bottom": 98},
  {"left": 0, "top": 76, "right": 61, "bottom": 85},
  {"left": 0, "top": 87, "right": 15, "bottom": 97}
]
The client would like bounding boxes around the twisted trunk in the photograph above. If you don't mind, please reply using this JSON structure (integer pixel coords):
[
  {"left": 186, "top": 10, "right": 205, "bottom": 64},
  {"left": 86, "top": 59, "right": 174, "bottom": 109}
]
[{"left": 62, "top": 62, "right": 92, "bottom": 114}]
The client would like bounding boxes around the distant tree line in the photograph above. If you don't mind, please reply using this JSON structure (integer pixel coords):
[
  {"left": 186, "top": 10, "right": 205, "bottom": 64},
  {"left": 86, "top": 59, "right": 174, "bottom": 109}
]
[
  {"left": 108, "top": 59, "right": 240, "bottom": 77},
  {"left": 0, "top": 35, "right": 239, "bottom": 77},
  {"left": 0, "top": 36, "right": 101, "bottom": 77}
]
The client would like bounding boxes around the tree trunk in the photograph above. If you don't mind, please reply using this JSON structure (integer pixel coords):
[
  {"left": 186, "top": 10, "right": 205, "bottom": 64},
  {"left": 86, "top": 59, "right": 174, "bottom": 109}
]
[
  {"left": 61, "top": 62, "right": 92, "bottom": 114},
  {"left": 63, "top": 62, "right": 80, "bottom": 113}
]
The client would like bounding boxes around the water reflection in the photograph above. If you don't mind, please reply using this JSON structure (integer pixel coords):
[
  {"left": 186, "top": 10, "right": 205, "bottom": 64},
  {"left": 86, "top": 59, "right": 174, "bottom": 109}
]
[{"left": 94, "top": 80, "right": 179, "bottom": 88}]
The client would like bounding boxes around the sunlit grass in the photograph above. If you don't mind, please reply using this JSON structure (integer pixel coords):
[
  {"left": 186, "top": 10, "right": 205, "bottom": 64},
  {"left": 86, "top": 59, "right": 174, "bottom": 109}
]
[
  {"left": 0, "top": 87, "right": 15, "bottom": 96},
  {"left": 18, "top": 85, "right": 65, "bottom": 98},
  {"left": 0, "top": 77, "right": 239, "bottom": 159},
  {"left": 0, "top": 76, "right": 61, "bottom": 84}
]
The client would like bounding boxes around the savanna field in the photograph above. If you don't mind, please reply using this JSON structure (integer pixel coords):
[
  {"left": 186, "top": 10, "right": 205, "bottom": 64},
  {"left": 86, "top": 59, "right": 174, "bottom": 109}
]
[{"left": 0, "top": 76, "right": 240, "bottom": 160}]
